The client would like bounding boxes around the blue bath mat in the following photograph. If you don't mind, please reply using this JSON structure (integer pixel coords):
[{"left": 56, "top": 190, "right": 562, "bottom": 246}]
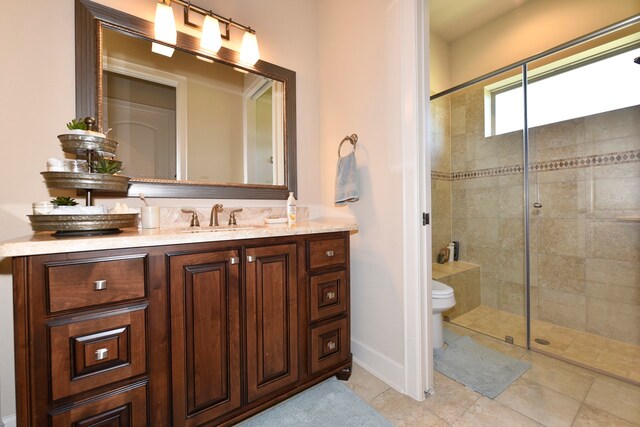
[
  {"left": 434, "top": 335, "right": 530, "bottom": 398},
  {"left": 238, "top": 377, "right": 392, "bottom": 426}
]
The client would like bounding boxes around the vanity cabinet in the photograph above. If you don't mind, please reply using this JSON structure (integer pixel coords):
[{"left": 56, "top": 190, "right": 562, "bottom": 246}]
[{"left": 11, "top": 231, "right": 352, "bottom": 426}]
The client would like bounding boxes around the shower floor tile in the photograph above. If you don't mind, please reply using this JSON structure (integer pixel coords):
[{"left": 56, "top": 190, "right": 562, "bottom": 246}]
[{"left": 451, "top": 305, "right": 640, "bottom": 385}]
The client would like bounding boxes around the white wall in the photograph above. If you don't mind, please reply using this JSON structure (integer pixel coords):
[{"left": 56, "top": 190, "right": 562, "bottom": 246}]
[
  {"left": 0, "top": 0, "right": 322, "bottom": 419},
  {"left": 429, "top": 32, "right": 451, "bottom": 94},
  {"left": 449, "top": 0, "right": 640, "bottom": 86},
  {"left": 317, "top": 0, "right": 428, "bottom": 393}
]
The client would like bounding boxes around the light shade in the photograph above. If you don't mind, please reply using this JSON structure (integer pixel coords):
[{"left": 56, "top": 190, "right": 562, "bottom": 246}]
[
  {"left": 240, "top": 32, "right": 260, "bottom": 65},
  {"left": 201, "top": 15, "right": 222, "bottom": 54},
  {"left": 152, "top": 1, "right": 176, "bottom": 57}
]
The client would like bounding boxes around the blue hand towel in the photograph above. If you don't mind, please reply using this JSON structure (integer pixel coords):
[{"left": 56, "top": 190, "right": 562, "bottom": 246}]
[{"left": 335, "top": 152, "right": 359, "bottom": 205}]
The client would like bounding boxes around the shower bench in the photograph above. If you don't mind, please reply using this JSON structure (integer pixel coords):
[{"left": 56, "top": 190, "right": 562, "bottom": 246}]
[{"left": 433, "top": 260, "right": 481, "bottom": 320}]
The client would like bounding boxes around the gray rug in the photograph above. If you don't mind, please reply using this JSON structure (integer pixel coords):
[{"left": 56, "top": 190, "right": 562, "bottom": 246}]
[
  {"left": 238, "top": 377, "right": 392, "bottom": 426},
  {"left": 434, "top": 334, "right": 530, "bottom": 398}
]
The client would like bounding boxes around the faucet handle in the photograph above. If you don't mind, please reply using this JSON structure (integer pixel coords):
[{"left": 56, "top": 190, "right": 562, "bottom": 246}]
[
  {"left": 228, "top": 208, "right": 243, "bottom": 226},
  {"left": 181, "top": 208, "right": 200, "bottom": 227}
]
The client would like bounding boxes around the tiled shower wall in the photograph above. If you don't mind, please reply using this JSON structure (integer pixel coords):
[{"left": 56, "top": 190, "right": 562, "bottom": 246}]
[
  {"left": 431, "top": 86, "right": 640, "bottom": 345},
  {"left": 430, "top": 96, "right": 452, "bottom": 262}
]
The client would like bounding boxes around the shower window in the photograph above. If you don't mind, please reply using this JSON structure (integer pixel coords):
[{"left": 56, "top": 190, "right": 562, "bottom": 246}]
[{"left": 488, "top": 39, "right": 640, "bottom": 136}]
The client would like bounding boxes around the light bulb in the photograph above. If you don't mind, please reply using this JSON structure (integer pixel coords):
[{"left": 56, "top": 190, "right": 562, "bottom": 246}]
[
  {"left": 152, "top": 1, "right": 176, "bottom": 57},
  {"left": 240, "top": 32, "right": 260, "bottom": 65},
  {"left": 201, "top": 15, "right": 222, "bottom": 54}
]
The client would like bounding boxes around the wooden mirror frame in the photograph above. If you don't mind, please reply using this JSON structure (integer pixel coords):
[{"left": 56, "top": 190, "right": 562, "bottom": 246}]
[{"left": 76, "top": 0, "right": 297, "bottom": 199}]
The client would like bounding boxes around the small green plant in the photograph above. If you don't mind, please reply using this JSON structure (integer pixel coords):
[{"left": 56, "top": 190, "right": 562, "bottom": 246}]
[
  {"left": 66, "top": 118, "right": 88, "bottom": 131},
  {"left": 50, "top": 196, "right": 79, "bottom": 206},
  {"left": 92, "top": 159, "right": 123, "bottom": 174}
]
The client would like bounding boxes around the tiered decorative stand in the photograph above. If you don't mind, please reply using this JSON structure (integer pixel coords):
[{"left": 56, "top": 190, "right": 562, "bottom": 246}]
[{"left": 29, "top": 124, "right": 137, "bottom": 236}]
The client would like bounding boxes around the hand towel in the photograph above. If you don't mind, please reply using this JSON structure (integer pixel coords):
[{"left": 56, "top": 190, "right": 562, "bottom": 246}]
[{"left": 335, "top": 152, "right": 359, "bottom": 205}]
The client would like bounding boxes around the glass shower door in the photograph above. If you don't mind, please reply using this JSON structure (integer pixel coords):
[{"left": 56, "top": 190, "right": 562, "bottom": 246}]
[
  {"left": 430, "top": 67, "right": 529, "bottom": 346},
  {"left": 526, "top": 28, "right": 640, "bottom": 382}
]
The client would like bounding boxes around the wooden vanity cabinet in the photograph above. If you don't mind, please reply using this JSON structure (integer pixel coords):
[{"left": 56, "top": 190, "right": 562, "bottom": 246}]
[{"left": 12, "top": 231, "right": 351, "bottom": 426}]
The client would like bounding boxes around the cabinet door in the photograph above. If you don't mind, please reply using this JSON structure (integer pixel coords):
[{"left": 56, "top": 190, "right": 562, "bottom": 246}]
[
  {"left": 245, "top": 244, "right": 299, "bottom": 403},
  {"left": 168, "top": 250, "right": 241, "bottom": 425}
]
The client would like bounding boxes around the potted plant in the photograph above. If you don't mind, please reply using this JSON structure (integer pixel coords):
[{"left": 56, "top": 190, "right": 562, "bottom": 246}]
[
  {"left": 51, "top": 196, "right": 79, "bottom": 206},
  {"left": 50, "top": 196, "right": 79, "bottom": 214},
  {"left": 65, "top": 117, "right": 106, "bottom": 138},
  {"left": 92, "top": 158, "right": 124, "bottom": 175}
]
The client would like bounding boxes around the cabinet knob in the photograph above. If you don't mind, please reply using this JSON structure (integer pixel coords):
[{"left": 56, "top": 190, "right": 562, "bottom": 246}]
[
  {"left": 93, "top": 280, "right": 107, "bottom": 291},
  {"left": 247, "top": 255, "right": 256, "bottom": 263},
  {"left": 94, "top": 348, "right": 109, "bottom": 361},
  {"left": 325, "top": 250, "right": 335, "bottom": 257},
  {"left": 326, "top": 291, "right": 336, "bottom": 299},
  {"left": 229, "top": 257, "right": 239, "bottom": 265},
  {"left": 327, "top": 341, "right": 336, "bottom": 350}
]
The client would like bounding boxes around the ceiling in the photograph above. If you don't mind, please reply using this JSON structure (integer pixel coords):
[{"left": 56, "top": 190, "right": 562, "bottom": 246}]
[{"left": 430, "top": 0, "right": 531, "bottom": 43}]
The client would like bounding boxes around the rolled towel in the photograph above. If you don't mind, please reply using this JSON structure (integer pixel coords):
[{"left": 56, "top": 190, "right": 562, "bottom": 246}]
[{"left": 335, "top": 151, "right": 359, "bottom": 205}]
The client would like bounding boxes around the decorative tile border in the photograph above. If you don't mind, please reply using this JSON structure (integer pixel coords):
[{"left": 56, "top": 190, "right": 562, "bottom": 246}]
[
  {"left": 431, "top": 171, "right": 453, "bottom": 181},
  {"left": 432, "top": 149, "right": 640, "bottom": 181}
]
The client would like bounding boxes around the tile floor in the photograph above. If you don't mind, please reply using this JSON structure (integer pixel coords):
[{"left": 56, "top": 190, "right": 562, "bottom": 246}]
[
  {"left": 452, "top": 305, "right": 640, "bottom": 383},
  {"left": 346, "top": 322, "right": 640, "bottom": 426}
]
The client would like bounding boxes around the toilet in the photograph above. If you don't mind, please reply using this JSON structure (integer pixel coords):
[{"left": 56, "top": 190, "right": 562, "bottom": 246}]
[{"left": 432, "top": 280, "right": 456, "bottom": 349}]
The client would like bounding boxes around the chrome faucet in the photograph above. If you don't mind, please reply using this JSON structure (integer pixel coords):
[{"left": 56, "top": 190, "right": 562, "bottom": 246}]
[
  {"left": 210, "top": 203, "right": 224, "bottom": 226},
  {"left": 228, "top": 208, "right": 243, "bottom": 226}
]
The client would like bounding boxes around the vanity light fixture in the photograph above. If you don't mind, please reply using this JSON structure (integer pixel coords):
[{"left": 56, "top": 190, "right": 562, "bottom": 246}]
[
  {"left": 152, "top": 0, "right": 177, "bottom": 57},
  {"left": 151, "top": 0, "right": 261, "bottom": 65},
  {"left": 240, "top": 32, "right": 260, "bottom": 66},
  {"left": 200, "top": 15, "right": 222, "bottom": 54}
]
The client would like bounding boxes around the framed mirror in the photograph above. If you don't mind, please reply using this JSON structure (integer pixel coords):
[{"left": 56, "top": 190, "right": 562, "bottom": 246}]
[{"left": 76, "top": 0, "right": 297, "bottom": 199}]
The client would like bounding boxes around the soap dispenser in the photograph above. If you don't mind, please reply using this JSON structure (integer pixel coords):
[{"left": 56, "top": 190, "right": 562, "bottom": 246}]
[{"left": 286, "top": 192, "right": 297, "bottom": 226}]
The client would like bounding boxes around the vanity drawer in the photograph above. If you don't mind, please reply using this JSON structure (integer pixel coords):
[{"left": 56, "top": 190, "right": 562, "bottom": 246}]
[
  {"left": 46, "top": 255, "right": 147, "bottom": 313},
  {"left": 307, "top": 237, "right": 346, "bottom": 270},
  {"left": 309, "top": 270, "right": 347, "bottom": 323},
  {"left": 49, "top": 307, "right": 147, "bottom": 401},
  {"left": 309, "top": 317, "right": 349, "bottom": 375},
  {"left": 50, "top": 382, "right": 148, "bottom": 427}
]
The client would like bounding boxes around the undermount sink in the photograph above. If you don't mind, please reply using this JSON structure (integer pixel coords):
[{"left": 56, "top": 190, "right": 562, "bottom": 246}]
[{"left": 181, "top": 225, "right": 260, "bottom": 233}]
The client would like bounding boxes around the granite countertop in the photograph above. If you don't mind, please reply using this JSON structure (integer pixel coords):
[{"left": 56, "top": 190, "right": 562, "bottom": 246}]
[{"left": 0, "top": 219, "right": 358, "bottom": 257}]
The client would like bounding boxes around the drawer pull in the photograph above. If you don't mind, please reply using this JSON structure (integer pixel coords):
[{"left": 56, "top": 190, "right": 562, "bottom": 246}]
[
  {"left": 327, "top": 341, "right": 336, "bottom": 350},
  {"left": 247, "top": 255, "right": 256, "bottom": 263},
  {"left": 326, "top": 291, "right": 336, "bottom": 299},
  {"left": 93, "top": 280, "right": 107, "bottom": 291},
  {"left": 229, "top": 257, "right": 239, "bottom": 265},
  {"left": 94, "top": 348, "right": 109, "bottom": 361},
  {"left": 325, "top": 250, "right": 335, "bottom": 257}
]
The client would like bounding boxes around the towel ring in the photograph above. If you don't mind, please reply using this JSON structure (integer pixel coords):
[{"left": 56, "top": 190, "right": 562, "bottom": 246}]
[{"left": 338, "top": 134, "right": 358, "bottom": 157}]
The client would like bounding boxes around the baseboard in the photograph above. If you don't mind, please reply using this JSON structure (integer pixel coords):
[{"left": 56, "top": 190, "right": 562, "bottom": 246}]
[
  {"left": 351, "top": 337, "right": 404, "bottom": 392},
  {"left": 1, "top": 414, "right": 16, "bottom": 427}
]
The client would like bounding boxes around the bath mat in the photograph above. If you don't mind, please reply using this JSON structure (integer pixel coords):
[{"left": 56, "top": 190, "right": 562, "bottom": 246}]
[
  {"left": 434, "top": 335, "right": 530, "bottom": 398},
  {"left": 238, "top": 377, "right": 392, "bottom": 426},
  {"left": 443, "top": 326, "right": 463, "bottom": 344}
]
